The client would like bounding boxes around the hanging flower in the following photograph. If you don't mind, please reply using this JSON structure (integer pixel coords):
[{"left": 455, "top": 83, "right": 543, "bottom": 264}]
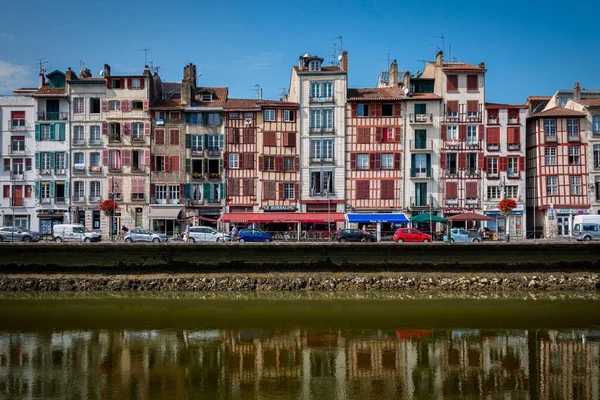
[
  {"left": 99, "top": 199, "right": 117, "bottom": 216},
  {"left": 498, "top": 199, "right": 517, "bottom": 217}
]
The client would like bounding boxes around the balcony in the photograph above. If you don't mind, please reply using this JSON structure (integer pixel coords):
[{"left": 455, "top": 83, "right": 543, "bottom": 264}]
[
  {"left": 309, "top": 96, "right": 335, "bottom": 104},
  {"left": 507, "top": 143, "right": 521, "bottom": 151},
  {"left": 464, "top": 139, "right": 481, "bottom": 149},
  {"left": 8, "top": 119, "right": 27, "bottom": 131},
  {"left": 410, "top": 168, "right": 431, "bottom": 178},
  {"left": 206, "top": 173, "right": 222, "bottom": 181},
  {"left": 445, "top": 169, "right": 459, "bottom": 178},
  {"left": 487, "top": 117, "right": 498, "bottom": 125},
  {"left": 37, "top": 111, "right": 68, "bottom": 121},
  {"left": 508, "top": 117, "right": 520, "bottom": 125},
  {"left": 309, "top": 126, "right": 335, "bottom": 134},
  {"left": 445, "top": 139, "right": 461, "bottom": 149},
  {"left": 205, "top": 198, "right": 221, "bottom": 204},
  {"left": 487, "top": 143, "right": 500, "bottom": 151},
  {"left": 72, "top": 139, "right": 85, "bottom": 146},
  {"left": 409, "top": 113, "right": 433, "bottom": 124},
  {"left": 409, "top": 140, "right": 433, "bottom": 151},
  {"left": 73, "top": 165, "right": 86, "bottom": 174},
  {"left": 109, "top": 134, "right": 121, "bottom": 143},
  {"left": 41, "top": 198, "right": 52, "bottom": 204},
  {"left": 10, "top": 173, "right": 24, "bottom": 181},
  {"left": 108, "top": 167, "right": 122, "bottom": 173},
  {"left": 190, "top": 173, "right": 204, "bottom": 181},
  {"left": 445, "top": 198, "right": 459, "bottom": 206},
  {"left": 89, "top": 196, "right": 101, "bottom": 202},
  {"left": 568, "top": 134, "right": 580, "bottom": 142},
  {"left": 206, "top": 148, "right": 221, "bottom": 156},
  {"left": 89, "top": 139, "right": 102, "bottom": 146},
  {"left": 89, "top": 166, "right": 102, "bottom": 173},
  {"left": 131, "top": 167, "right": 145, "bottom": 173},
  {"left": 131, "top": 136, "right": 145, "bottom": 143},
  {"left": 309, "top": 157, "right": 335, "bottom": 166},
  {"left": 191, "top": 148, "right": 204, "bottom": 156},
  {"left": 310, "top": 190, "right": 335, "bottom": 197},
  {"left": 545, "top": 134, "right": 557, "bottom": 142},
  {"left": 7, "top": 145, "right": 27, "bottom": 156},
  {"left": 410, "top": 197, "right": 431, "bottom": 208},
  {"left": 54, "top": 168, "right": 67, "bottom": 175},
  {"left": 73, "top": 196, "right": 85, "bottom": 203},
  {"left": 40, "top": 169, "right": 52, "bottom": 175},
  {"left": 55, "top": 197, "right": 66, "bottom": 203},
  {"left": 487, "top": 171, "right": 500, "bottom": 179},
  {"left": 507, "top": 170, "right": 521, "bottom": 179},
  {"left": 465, "top": 113, "right": 482, "bottom": 123},
  {"left": 109, "top": 193, "right": 122, "bottom": 201},
  {"left": 465, "top": 198, "right": 480, "bottom": 207},
  {"left": 465, "top": 169, "right": 481, "bottom": 178}
]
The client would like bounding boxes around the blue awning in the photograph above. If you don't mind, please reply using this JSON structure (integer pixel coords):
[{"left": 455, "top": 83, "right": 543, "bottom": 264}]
[{"left": 347, "top": 213, "right": 409, "bottom": 224}]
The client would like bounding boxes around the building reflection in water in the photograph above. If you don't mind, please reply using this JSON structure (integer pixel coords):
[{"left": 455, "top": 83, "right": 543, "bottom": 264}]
[{"left": 0, "top": 328, "right": 599, "bottom": 399}]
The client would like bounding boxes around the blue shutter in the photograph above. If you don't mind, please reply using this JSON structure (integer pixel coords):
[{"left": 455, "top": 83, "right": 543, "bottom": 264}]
[
  {"left": 49, "top": 124, "right": 56, "bottom": 140},
  {"left": 203, "top": 183, "right": 210, "bottom": 200},
  {"left": 35, "top": 181, "right": 40, "bottom": 198},
  {"left": 35, "top": 124, "right": 41, "bottom": 141},
  {"left": 50, "top": 153, "right": 56, "bottom": 169},
  {"left": 35, "top": 153, "right": 40, "bottom": 169},
  {"left": 184, "top": 183, "right": 191, "bottom": 199},
  {"left": 219, "top": 182, "right": 225, "bottom": 200},
  {"left": 64, "top": 181, "right": 69, "bottom": 197},
  {"left": 50, "top": 181, "right": 56, "bottom": 198},
  {"left": 58, "top": 124, "right": 66, "bottom": 141}
]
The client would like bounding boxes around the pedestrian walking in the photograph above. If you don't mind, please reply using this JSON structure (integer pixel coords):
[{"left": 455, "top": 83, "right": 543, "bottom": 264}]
[{"left": 231, "top": 225, "right": 238, "bottom": 242}]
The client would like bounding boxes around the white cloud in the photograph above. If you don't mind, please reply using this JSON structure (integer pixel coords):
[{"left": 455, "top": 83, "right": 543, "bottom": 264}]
[
  {"left": 0, "top": 32, "right": 14, "bottom": 40},
  {"left": 0, "top": 60, "right": 35, "bottom": 93},
  {"left": 234, "top": 52, "right": 283, "bottom": 69}
]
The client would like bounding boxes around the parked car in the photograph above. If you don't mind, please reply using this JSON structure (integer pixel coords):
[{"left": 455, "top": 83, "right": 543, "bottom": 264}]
[
  {"left": 123, "top": 229, "right": 168, "bottom": 243},
  {"left": 186, "top": 226, "right": 229, "bottom": 243},
  {"left": 236, "top": 228, "right": 272, "bottom": 243},
  {"left": 393, "top": 228, "right": 432, "bottom": 243},
  {"left": 335, "top": 229, "right": 375, "bottom": 243},
  {"left": 573, "top": 222, "right": 600, "bottom": 242},
  {"left": 443, "top": 228, "right": 481, "bottom": 243},
  {"left": 53, "top": 224, "right": 102, "bottom": 243},
  {"left": 0, "top": 226, "right": 41, "bottom": 243}
]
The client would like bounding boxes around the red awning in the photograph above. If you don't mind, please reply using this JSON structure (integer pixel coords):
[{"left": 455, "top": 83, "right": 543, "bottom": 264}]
[{"left": 220, "top": 212, "right": 345, "bottom": 224}]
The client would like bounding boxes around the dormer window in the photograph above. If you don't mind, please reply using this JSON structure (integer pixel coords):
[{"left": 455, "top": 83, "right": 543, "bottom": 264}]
[
  {"left": 309, "top": 60, "right": 321, "bottom": 71},
  {"left": 200, "top": 92, "right": 213, "bottom": 102}
]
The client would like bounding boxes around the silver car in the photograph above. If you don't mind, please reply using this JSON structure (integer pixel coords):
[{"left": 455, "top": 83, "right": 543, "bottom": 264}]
[
  {"left": 186, "top": 226, "right": 228, "bottom": 243},
  {"left": 123, "top": 229, "right": 168, "bottom": 243},
  {"left": 0, "top": 226, "right": 40, "bottom": 242}
]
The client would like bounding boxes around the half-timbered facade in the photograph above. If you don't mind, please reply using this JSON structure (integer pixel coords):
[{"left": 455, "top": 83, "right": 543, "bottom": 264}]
[
  {"left": 421, "top": 51, "right": 486, "bottom": 219},
  {"left": 345, "top": 88, "right": 403, "bottom": 213},
  {"left": 483, "top": 103, "right": 527, "bottom": 238},
  {"left": 526, "top": 106, "right": 588, "bottom": 237},
  {"left": 101, "top": 64, "right": 154, "bottom": 232}
]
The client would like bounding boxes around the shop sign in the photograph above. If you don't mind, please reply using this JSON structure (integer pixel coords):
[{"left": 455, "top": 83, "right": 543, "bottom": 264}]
[
  {"left": 557, "top": 208, "right": 589, "bottom": 215},
  {"left": 37, "top": 209, "right": 66, "bottom": 216},
  {"left": 197, "top": 208, "right": 221, "bottom": 215},
  {"left": 483, "top": 202, "right": 524, "bottom": 212},
  {"left": 263, "top": 205, "right": 297, "bottom": 212}
]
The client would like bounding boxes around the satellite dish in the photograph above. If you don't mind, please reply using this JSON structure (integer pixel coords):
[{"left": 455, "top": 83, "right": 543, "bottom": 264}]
[
  {"left": 403, "top": 88, "right": 409, "bottom": 95},
  {"left": 337, "top": 55, "right": 343, "bottom": 61},
  {"left": 303, "top": 53, "right": 311, "bottom": 58},
  {"left": 99, "top": 70, "right": 104, "bottom": 76}
]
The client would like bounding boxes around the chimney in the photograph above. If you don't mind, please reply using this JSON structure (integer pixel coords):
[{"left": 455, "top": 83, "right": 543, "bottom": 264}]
[
  {"left": 341, "top": 51, "right": 348, "bottom": 72},
  {"left": 388, "top": 59, "right": 399, "bottom": 86},
  {"left": 574, "top": 82, "right": 581, "bottom": 100},
  {"left": 180, "top": 64, "right": 191, "bottom": 107},
  {"left": 260, "top": 88, "right": 263, "bottom": 100},
  {"left": 403, "top": 72, "right": 411, "bottom": 93},
  {"left": 66, "top": 67, "right": 75, "bottom": 81},
  {"left": 38, "top": 72, "right": 45, "bottom": 88},
  {"left": 435, "top": 51, "right": 444, "bottom": 67},
  {"left": 190, "top": 63, "right": 197, "bottom": 91},
  {"left": 143, "top": 64, "right": 151, "bottom": 77},
  {"left": 298, "top": 56, "right": 304, "bottom": 69},
  {"left": 103, "top": 64, "right": 111, "bottom": 77}
]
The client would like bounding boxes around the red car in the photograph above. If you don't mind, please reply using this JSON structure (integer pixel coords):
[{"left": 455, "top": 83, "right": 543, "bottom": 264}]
[{"left": 393, "top": 228, "right": 432, "bottom": 243}]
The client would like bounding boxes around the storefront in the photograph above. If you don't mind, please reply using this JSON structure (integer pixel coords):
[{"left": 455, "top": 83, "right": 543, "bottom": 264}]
[
  {"left": 37, "top": 209, "right": 66, "bottom": 235},
  {"left": 346, "top": 213, "right": 409, "bottom": 242},
  {"left": 149, "top": 206, "right": 184, "bottom": 237},
  {"left": 555, "top": 208, "right": 589, "bottom": 237},
  {"left": 482, "top": 202, "right": 525, "bottom": 238}
]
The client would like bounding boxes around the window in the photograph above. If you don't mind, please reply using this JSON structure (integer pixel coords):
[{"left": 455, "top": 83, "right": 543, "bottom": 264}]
[
  {"left": 447, "top": 125, "right": 458, "bottom": 140},
  {"left": 283, "top": 157, "right": 295, "bottom": 171},
  {"left": 90, "top": 126, "right": 100, "bottom": 144},
  {"left": 310, "top": 170, "right": 334, "bottom": 195},
  {"left": 73, "top": 98, "right": 84, "bottom": 114},
  {"left": 229, "top": 153, "right": 239, "bottom": 169},
  {"left": 382, "top": 104, "right": 394, "bottom": 117},
  {"left": 466, "top": 125, "right": 478, "bottom": 144},
  {"left": 569, "top": 146, "right": 580, "bottom": 165},
  {"left": 90, "top": 152, "right": 100, "bottom": 167},
  {"left": 90, "top": 98, "right": 100, "bottom": 114},
  {"left": 487, "top": 186, "right": 501, "bottom": 200},
  {"left": 284, "top": 183, "right": 294, "bottom": 200},
  {"left": 73, "top": 153, "right": 85, "bottom": 172},
  {"left": 545, "top": 147, "right": 557, "bottom": 165},
  {"left": 567, "top": 118, "right": 579, "bottom": 140},
  {"left": 109, "top": 123, "right": 120, "bottom": 140},
  {"left": 10, "top": 111, "right": 25, "bottom": 127},
  {"left": 467, "top": 75, "right": 478, "bottom": 91},
  {"left": 357, "top": 128, "right": 370, "bottom": 144},
  {"left": 466, "top": 153, "right": 477, "bottom": 173},
  {"left": 90, "top": 181, "right": 101, "bottom": 199},
  {"left": 131, "top": 101, "right": 143, "bottom": 110},
  {"left": 356, "top": 154, "right": 369, "bottom": 170},
  {"left": 544, "top": 119, "right": 556, "bottom": 140},
  {"left": 40, "top": 153, "right": 51, "bottom": 170},
  {"left": 155, "top": 129, "right": 165, "bottom": 145},
  {"left": 546, "top": 176, "right": 558, "bottom": 195},
  {"left": 356, "top": 180, "right": 370, "bottom": 199},
  {"left": 570, "top": 176, "right": 582, "bottom": 195},
  {"left": 74, "top": 181, "right": 85, "bottom": 200},
  {"left": 11, "top": 136, "right": 25, "bottom": 152},
  {"left": 357, "top": 104, "right": 370, "bottom": 117},
  {"left": 446, "top": 153, "right": 457, "bottom": 175},
  {"left": 155, "top": 156, "right": 165, "bottom": 172},
  {"left": 201, "top": 92, "right": 213, "bottom": 102},
  {"left": 169, "top": 185, "right": 179, "bottom": 201},
  {"left": 310, "top": 108, "right": 333, "bottom": 129},
  {"left": 505, "top": 186, "right": 518, "bottom": 199},
  {"left": 467, "top": 101, "right": 478, "bottom": 118},
  {"left": 594, "top": 145, "right": 600, "bottom": 169},
  {"left": 108, "top": 100, "right": 120, "bottom": 111},
  {"left": 131, "top": 178, "right": 145, "bottom": 200},
  {"left": 508, "top": 156, "right": 519, "bottom": 175},
  {"left": 446, "top": 101, "right": 458, "bottom": 118},
  {"left": 381, "top": 180, "right": 394, "bottom": 200},
  {"left": 593, "top": 116, "right": 600, "bottom": 134},
  {"left": 130, "top": 79, "right": 141, "bottom": 89},
  {"left": 381, "top": 127, "right": 394, "bottom": 142},
  {"left": 446, "top": 75, "right": 458, "bottom": 91},
  {"left": 381, "top": 154, "right": 393, "bottom": 169},
  {"left": 263, "top": 181, "right": 276, "bottom": 200},
  {"left": 189, "top": 135, "right": 203, "bottom": 150},
  {"left": 413, "top": 154, "right": 430, "bottom": 177},
  {"left": 310, "top": 139, "right": 333, "bottom": 160},
  {"left": 155, "top": 185, "right": 166, "bottom": 201},
  {"left": 283, "top": 110, "right": 295, "bottom": 122},
  {"left": 264, "top": 110, "right": 275, "bottom": 121},
  {"left": 243, "top": 112, "right": 253, "bottom": 120},
  {"left": 263, "top": 131, "right": 276, "bottom": 146},
  {"left": 109, "top": 150, "right": 121, "bottom": 170},
  {"left": 487, "top": 157, "right": 498, "bottom": 176},
  {"left": 229, "top": 112, "right": 239, "bottom": 119},
  {"left": 40, "top": 182, "right": 50, "bottom": 200},
  {"left": 309, "top": 60, "right": 321, "bottom": 71},
  {"left": 132, "top": 123, "right": 144, "bottom": 139},
  {"left": 264, "top": 156, "right": 275, "bottom": 171},
  {"left": 310, "top": 81, "right": 333, "bottom": 98},
  {"left": 169, "top": 129, "right": 180, "bottom": 145},
  {"left": 207, "top": 113, "right": 221, "bottom": 125},
  {"left": 40, "top": 125, "right": 51, "bottom": 140}
]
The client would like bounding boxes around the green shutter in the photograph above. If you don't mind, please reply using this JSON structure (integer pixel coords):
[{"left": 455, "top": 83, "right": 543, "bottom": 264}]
[
  {"left": 184, "top": 183, "right": 191, "bottom": 199},
  {"left": 35, "top": 182, "right": 40, "bottom": 198},
  {"left": 49, "top": 124, "right": 56, "bottom": 140},
  {"left": 35, "top": 124, "right": 41, "bottom": 141},
  {"left": 185, "top": 134, "right": 191, "bottom": 148},
  {"left": 58, "top": 124, "right": 66, "bottom": 141},
  {"left": 219, "top": 158, "right": 223, "bottom": 173},
  {"left": 204, "top": 134, "right": 208, "bottom": 149},
  {"left": 219, "top": 182, "right": 225, "bottom": 200},
  {"left": 185, "top": 113, "right": 190, "bottom": 124},
  {"left": 35, "top": 153, "right": 40, "bottom": 169},
  {"left": 64, "top": 152, "right": 69, "bottom": 168},
  {"left": 426, "top": 154, "right": 431, "bottom": 177},
  {"left": 411, "top": 154, "right": 415, "bottom": 177},
  {"left": 218, "top": 134, "right": 224, "bottom": 150},
  {"left": 64, "top": 181, "right": 69, "bottom": 197},
  {"left": 50, "top": 181, "right": 56, "bottom": 198},
  {"left": 185, "top": 159, "right": 191, "bottom": 173},
  {"left": 203, "top": 183, "right": 210, "bottom": 200},
  {"left": 50, "top": 153, "right": 56, "bottom": 169}
]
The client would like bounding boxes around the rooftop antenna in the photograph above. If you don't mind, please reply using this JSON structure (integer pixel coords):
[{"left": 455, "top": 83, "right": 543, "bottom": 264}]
[
  {"left": 432, "top": 34, "right": 445, "bottom": 55},
  {"left": 331, "top": 35, "right": 343, "bottom": 65},
  {"left": 252, "top": 84, "right": 261, "bottom": 99},
  {"left": 35, "top": 58, "right": 48, "bottom": 74},
  {"left": 139, "top": 48, "right": 151, "bottom": 65},
  {"left": 279, "top": 87, "right": 288, "bottom": 98},
  {"left": 380, "top": 53, "right": 391, "bottom": 69},
  {"left": 148, "top": 61, "right": 164, "bottom": 75}
]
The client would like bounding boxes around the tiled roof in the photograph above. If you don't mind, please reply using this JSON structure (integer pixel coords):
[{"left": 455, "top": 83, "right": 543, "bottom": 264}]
[
  {"left": 527, "top": 96, "right": 551, "bottom": 102},
  {"left": 32, "top": 84, "right": 67, "bottom": 97},
  {"left": 293, "top": 66, "right": 344, "bottom": 73},
  {"left": 529, "top": 106, "right": 586, "bottom": 118},
  {"left": 485, "top": 102, "right": 527, "bottom": 109},
  {"left": 405, "top": 92, "right": 442, "bottom": 100},
  {"left": 576, "top": 98, "right": 600, "bottom": 107},
  {"left": 224, "top": 98, "right": 261, "bottom": 110},
  {"left": 260, "top": 100, "right": 298, "bottom": 108},
  {"left": 347, "top": 87, "right": 403, "bottom": 101},
  {"left": 150, "top": 99, "right": 182, "bottom": 110},
  {"left": 193, "top": 87, "right": 228, "bottom": 107},
  {"left": 441, "top": 62, "right": 485, "bottom": 71}
]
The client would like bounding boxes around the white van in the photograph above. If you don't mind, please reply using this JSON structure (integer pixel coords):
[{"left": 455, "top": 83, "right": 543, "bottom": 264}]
[
  {"left": 573, "top": 215, "right": 600, "bottom": 242},
  {"left": 52, "top": 224, "right": 102, "bottom": 243}
]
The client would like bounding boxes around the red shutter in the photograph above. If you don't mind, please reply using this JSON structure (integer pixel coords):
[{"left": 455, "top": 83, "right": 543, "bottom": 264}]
[
  {"left": 478, "top": 124, "right": 484, "bottom": 140},
  {"left": 278, "top": 182, "right": 285, "bottom": 200},
  {"left": 127, "top": 79, "right": 132, "bottom": 89},
  {"left": 483, "top": 156, "right": 488, "bottom": 172},
  {"left": 294, "top": 183, "right": 299, "bottom": 200},
  {"left": 144, "top": 122, "right": 150, "bottom": 135},
  {"left": 440, "top": 153, "right": 446, "bottom": 169},
  {"left": 144, "top": 150, "right": 150, "bottom": 166},
  {"left": 466, "top": 182, "right": 477, "bottom": 198},
  {"left": 369, "top": 153, "right": 376, "bottom": 170},
  {"left": 375, "top": 104, "right": 382, "bottom": 117},
  {"left": 106, "top": 79, "right": 112, "bottom": 89},
  {"left": 102, "top": 122, "right": 108, "bottom": 136},
  {"left": 394, "top": 127, "right": 401, "bottom": 142},
  {"left": 143, "top": 99, "right": 149, "bottom": 111},
  {"left": 288, "top": 132, "right": 296, "bottom": 147},
  {"left": 294, "top": 156, "right": 299, "bottom": 171},
  {"left": 163, "top": 156, "right": 170, "bottom": 172},
  {"left": 467, "top": 101, "right": 478, "bottom": 113},
  {"left": 102, "top": 150, "right": 109, "bottom": 166},
  {"left": 446, "top": 182, "right": 458, "bottom": 198},
  {"left": 249, "top": 153, "right": 255, "bottom": 170},
  {"left": 170, "top": 129, "right": 180, "bottom": 145},
  {"left": 101, "top": 100, "right": 108, "bottom": 112},
  {"left": 350, "top": 153, "right": 357, "bottom": 170},
  {"left": 172, "top": 156, "right": 180, "bottom": 172},
  {"left": 441, "top": 125, "right": 447, "bottom": 140},
  {"left": 499, "top": 157, "right": 508, "bottom": 171},
  {"left": 374, "top": 153, "right": 381, "bottom": 170},
  {"left": 375, "top": 128, "right": 383, "bottom": 142},
  {"left": 280, "top": 131, "right": 287, "bottom": 147},
  {"left": 155, "top": 129, "right": 164, "bottom": 145},
  {"left": 150, "top": 184, "right": 155, "bottom": 198},
  {"left": 467, "top": 75, "right": 478, "bottom": 90},
  {"left": 122, "top": 122, "right": 131, "bottom": 135},
  {"left": 478, "top": 154, "right": 484, "bottom": 170},
  {"left": 140, "top": 79, "right": 145, "bottom": 89},
  {"left": 351, "top": 103, "right": 358, "bottom": 117},
  {"left": 458, "top": 153, "right": 466, "bottom": 169},
  {"left": 507, "top": 127, "right": 515, "bottom": 144},
  {"left": 259, "top": 156, "right": 264, "bottom": 171},
  {"left": 393, "top": 103, "right": 401, "bottom": 117},
  {"left": 275, "top": 156, "right": 284, "bottom": 172},
  {"left": 519, "top": 156, "right": 525, "bottom": 172},
  {"left": 393, "top": 153, "right": 401, "bottom": 170},
  {"left": 180, "top": 183, "right": 185, "bottom": 198},
  {"left": 150, "top": 156, "right": 155, "bottom": 171},
  {"left": 447, "top": 75, "right": 458, "bottom": 91},
  {"left": 122, "top": 150, "right": 131, "bottom": 165},
  {"left": 487, "top": 127, "right": 500, "bottom": 144},
  {"left": 459, "top": 125, "right": 467, "bottom": 140},
  {"left": 364, "top": 181, "right": 370, "bottom": 199}
]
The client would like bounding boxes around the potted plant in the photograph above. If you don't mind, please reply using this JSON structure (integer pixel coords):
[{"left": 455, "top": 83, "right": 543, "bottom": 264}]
[
  {"left": 99, "top": 199, "right": 117, "bottom": 217},
  {"left": 191, "top": 172, "right": 203, "bottom": 179},
  {"left": 498, "top": 199, "right": 517, "bottom": 242}
]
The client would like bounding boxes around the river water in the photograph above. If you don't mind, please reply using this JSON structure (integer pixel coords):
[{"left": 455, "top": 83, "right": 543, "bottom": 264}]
[{"left": 0, "top": 292, "right": 599, "bottom": 399}]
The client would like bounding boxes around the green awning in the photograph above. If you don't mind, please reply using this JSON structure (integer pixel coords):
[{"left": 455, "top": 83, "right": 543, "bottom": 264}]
[{"left": 410, "top": 213, "right": 447, "bottom": 223}]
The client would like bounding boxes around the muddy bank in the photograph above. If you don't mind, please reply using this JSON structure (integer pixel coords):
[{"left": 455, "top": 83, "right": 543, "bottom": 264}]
[{"left": 1, "top": 273, "right": 598, "bottom": 292}]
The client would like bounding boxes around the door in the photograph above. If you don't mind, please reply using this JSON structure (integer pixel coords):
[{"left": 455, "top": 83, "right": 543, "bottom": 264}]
[
  {"left": 409, "top": 229, "right": 420, "bottom": 242},
  {"left": 199, "top": 227, "right": 210, "bottom": 242},
  {"left": 415, "top": 130, "right": 427, "bottom": 149},
  {"left": 14, "top": 186, "right": 23, "bottom": 207},
  {"left": 557, "top": 217, "right": 570, "bottom": 236},
  {"left": 415, "top": 183, "right": 428, "bottom": 206},
  {"left": 205, "top": 228, "right": 217, "bottom": 242},
  {"left": 72, "top": 227, "right": 84, "bottom": 241},
  {"left": 46, "top": 100, "right": 60, "bottom": 120}
]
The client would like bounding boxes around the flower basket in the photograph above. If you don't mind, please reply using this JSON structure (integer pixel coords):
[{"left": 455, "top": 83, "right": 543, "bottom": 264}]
[
  {"left": 99, "top": 199, "right": 117, "bottom": 217},
  {"left": 498, "top": 199, "right": 517, "bottom": 217}
]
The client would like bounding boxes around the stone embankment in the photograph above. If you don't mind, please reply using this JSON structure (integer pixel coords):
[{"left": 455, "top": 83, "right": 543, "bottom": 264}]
[{"left": 1, "top": 274, "right": 598, "bottom": 292}]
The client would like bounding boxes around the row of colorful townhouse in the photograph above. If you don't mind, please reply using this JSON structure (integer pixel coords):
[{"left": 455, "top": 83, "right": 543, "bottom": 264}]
[{"left": 0, "top": 51, "right": 598, "bottom": 238}]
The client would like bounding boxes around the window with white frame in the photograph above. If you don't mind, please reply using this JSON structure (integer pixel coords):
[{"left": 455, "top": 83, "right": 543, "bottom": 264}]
[
  {"left": 90, "top": 181, "right": 100, "bottom": 198},
  {"left": 155, "top": 185, "right": 167, "bottom": 200},
  {"left": 131, "top": 79, "right": 141, "bottom": 89},
  {"left": 73, "top": 126, "right": 85, "bottom": 144},
  {"left": 508, "top": 157, "right": 519, "bottom": 175},
  {"left": 356, "top": 154, "right": 369, "bottom": 169},
  {"left": 309, "top": 60, "right": 321, "bottom": 71},
  {"left": 310, "top": 81, "right": 333, "bottom": 99},
  {"left": 191, "top": 135, "right": 203, "bottom": 150},
  {"left": 283, "top": 110, "right": 295, "bottom": 122},
  {"left": 229, "top": 112, "right": 239, "bottom": 119},
  {"left": 74, "top": 98, "right": 84, "bottom": 114},
  {"left": 90, "top": 125, "right": 100, "bottom": 144},
  {"left": 447, "top": 125, "right": 458, "bottom": 140},
  {"left": 201, "top": 92, "right": 213, "bottom": 102},
  {"left": 243, "top": 112, "right": 253, "bottom": 120},
  {"left": 505, "top": 186, "right": 519, "bottom": 199},
  {"left": 108, "top": 100, "right": 120, "bottom": 111},
  {"left": 90, "top": 152, "right": 100, "bottom": 167},
  {"left": 466, "top": 125, "right": 478, "bottom": 144},
  {"left": 568, "top": 146, "right": 580, "bottom": 165},
  {"left": 487, "top": 186, "right": 501, "bottom": 200},
  {"left": 544, "top": 119, "right": 556, "bottom": 139},
  {"left": 41, "top": 153, "right": 51, "bottom": 170},
  {"left": 594, "top": 144, "right": 600, "bottom": 169},
  {"left": 545, "top": 147, "right": 557, "bottom": 165},
  {"left": 593, "top": 116, "right": 600, "bottom": 134},
  {"left": 74, "top": 181, "right": 84, "bottom": 199},
  {"left": 310, "top": 170, "right": 334, "bottom": 195},
  {"left": 567, "top": 118, "right": 579, "bottom": 139},
  {"left": 382, "top": 154, "right": 393, "bottom": 169},
  {"left": 229, "top": 153, "right": 239, "bottom": 169},
  {"left": 73, "top": 153, "right": 85, "bottom": 171},
  {"left": 169, "top": 185, "right": 179, "bottom": 201},
  {"left": 40, "top": 125, "right": 51, "bottom": 140},
  {"left": 55, "top": 153, "right": 66, "bottom": 170},
  {"left": 546, "top": 176, "right": 558, "bottom": 195},
  {"left": 41, "top": 182, "right": 50, "bottom": 200},
  {"left": 487, "top": 157, "right": 498, "bottom": 175},
  {"left": 132, "top": 123, "right": 144, "bottom": 139},
  {"left": 310, "top": 139, "right": 333, "bottom": 160},
  {"left": 310, "top": 108, "right": 333, "bottom": 129},
  {"left": 207, "top": 135, "right": 220, "bottom": 149},
  {"left": 264, "top": 110, "right": 275, "bottom": 121},
  {"left": 570, "top": 176, "right": 582, "bottom": 195},
  {"left": 284, "top": 183, "right": 294, "bottom": 200}
]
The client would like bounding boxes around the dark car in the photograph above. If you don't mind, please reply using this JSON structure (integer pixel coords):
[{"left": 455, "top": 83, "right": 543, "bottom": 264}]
[
  {"left": 335, "top": 228, "right": 375, "bottom": 243},
  {"left": 0, "top": 226, "right": 41, "bottom": 242},
  {"left": 237, "top": 228, "right": 272, "bottom": 243}
]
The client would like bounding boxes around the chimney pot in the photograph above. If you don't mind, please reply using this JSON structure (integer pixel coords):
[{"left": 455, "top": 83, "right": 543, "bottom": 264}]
[
  {"left": 38, "top": 72, "right": 45, "bottom": 88},
  {"left": 435, "top": 51, "right": 444, "bottom": 67},
  {"left": 341, "top": 51, "right": 348, "bottom": 73},
  {"left": 574, "top": 82, "right": 581, "bottom": 100},
  {"left": 389, "top": 60, "right": 399, "bottom": 86},
  {"left": 103, "top": 64, "right": 111, "bottom": 77}
]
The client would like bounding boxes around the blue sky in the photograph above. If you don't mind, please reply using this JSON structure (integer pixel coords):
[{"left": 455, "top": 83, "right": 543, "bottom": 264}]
[{"left": 1, "top": 0, "right": 598, "bottom": 103}]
